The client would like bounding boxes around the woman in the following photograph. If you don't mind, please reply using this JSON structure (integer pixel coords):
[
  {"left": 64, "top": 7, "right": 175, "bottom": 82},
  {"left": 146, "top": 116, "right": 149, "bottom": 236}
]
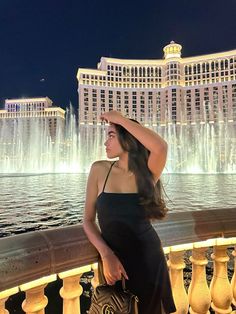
[{"left": 83, "top": 110, "right": 176, "bottom": 314}]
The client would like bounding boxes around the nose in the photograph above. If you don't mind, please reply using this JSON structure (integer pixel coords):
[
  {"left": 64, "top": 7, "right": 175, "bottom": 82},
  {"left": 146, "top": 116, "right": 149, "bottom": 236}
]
[{"left": 104, "top": 139, "right": 108, "bottom": 146}]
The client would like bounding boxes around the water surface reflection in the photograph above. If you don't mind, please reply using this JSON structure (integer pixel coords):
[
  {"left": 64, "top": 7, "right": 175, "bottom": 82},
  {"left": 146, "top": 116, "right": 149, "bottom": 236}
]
[{"left": 0, "top": 174, "right": 235, "bottom": 237}]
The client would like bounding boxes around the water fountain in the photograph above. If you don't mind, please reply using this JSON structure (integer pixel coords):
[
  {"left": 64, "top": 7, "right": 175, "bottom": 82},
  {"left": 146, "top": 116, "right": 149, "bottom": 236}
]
[
  {"left": 0, "top": 104, "right": 235, "bottom": 238},
  {"left": 0, "top": 105, "right": 235, "bottom": 174}
]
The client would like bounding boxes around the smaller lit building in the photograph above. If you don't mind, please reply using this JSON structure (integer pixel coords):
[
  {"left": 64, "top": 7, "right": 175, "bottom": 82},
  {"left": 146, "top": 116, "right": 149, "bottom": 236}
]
[{"left": 0, "top": 97, "right": 65, "bottom": 139}]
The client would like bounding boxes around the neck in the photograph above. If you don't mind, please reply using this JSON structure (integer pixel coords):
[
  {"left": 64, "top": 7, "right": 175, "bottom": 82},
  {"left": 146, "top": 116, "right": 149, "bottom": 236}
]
[{"left": 116, "top": 153, "right": 129, "bottom": 173}]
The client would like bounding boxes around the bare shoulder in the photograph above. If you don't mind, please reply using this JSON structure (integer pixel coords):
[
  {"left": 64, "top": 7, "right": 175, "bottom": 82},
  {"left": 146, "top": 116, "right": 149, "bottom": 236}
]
[
  {"left": 90, "top": 160, "right": 113, "bottom": 175},
  {"left": 90, "top": 160, "right": 114, "bottom": 193}
]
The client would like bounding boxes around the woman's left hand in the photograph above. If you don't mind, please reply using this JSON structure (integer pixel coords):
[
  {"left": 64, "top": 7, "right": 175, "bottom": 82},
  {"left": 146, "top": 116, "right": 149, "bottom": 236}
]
[
  {"left": 100, "top": 111, "right": 124, "bottom": 125},
  {"left": 102, "top": 253, "right": 128, "bottom": 285}
]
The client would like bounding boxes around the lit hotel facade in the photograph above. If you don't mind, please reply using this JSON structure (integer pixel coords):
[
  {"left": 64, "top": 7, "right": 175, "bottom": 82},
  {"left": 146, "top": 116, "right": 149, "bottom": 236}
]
[
  {"left": 0, "top": 97, "right": 65, "bottom": 139},
  {"left": 77, "top": 41, "right": 236, "bottom": 125}
]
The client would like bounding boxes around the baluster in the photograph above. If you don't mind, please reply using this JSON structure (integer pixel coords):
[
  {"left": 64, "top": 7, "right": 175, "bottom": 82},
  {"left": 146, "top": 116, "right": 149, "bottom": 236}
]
[
  {"left": 59, "top": 265, "right": 91, "bottom": 314},
  {"left": 188, "top": 241, "right": 211, "bottom": 314},
  {"left": 168, "top": 244, "right": 191, "bottom": 314},
  {"left": 0, "top": 287, "right": 19, "bottom": 314},
  {"left": 20, "top": 274, "right": 56, "bottom": 314},
  {"left": 231, "top": 245, "right": 236, "bottom": 308},
  {"left": 0, "top": 298, "right": 8, "bottom": 314},
  {"left": 210, "top": 239, "right": 233, "bottom": 314}
]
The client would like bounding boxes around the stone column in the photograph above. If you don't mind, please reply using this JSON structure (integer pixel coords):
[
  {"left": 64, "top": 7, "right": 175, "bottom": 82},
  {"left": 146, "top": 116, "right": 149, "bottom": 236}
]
[
  {"left": 210, "top": 239, "right": 233, "bottom": 314},
  {"left": 188, "top": 241, "right": 212, "bottom": 314},
  {"left": 168, "top": 244, "right": 191, "bottom": 314},
  {"left": 59, "top": 265, "right": 91, "bottom": 314},
  {"left": 0, "top": 287, "right": 19, "bottom": 314},
  {"left": 20, "top": 274, "right": 56, "bottom": 314}
]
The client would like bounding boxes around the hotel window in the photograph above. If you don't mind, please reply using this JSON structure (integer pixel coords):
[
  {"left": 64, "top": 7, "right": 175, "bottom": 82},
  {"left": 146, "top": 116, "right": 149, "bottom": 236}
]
[
  {"left": 186, "top": 90, "right": 191, "bottom": 120},
  {"left": 232, "top": 84, "right": 236, "bottom": 119},
  {"left": 195, "top": 89, "right": 200, "bottom": 118},
  {"left": 184, "top": 66, "right": 188, "bottom": 75},
  {"left": 124, "top": 91, "right": 129, "bottom": 104},
  {"left": 213, "top": 87, "right": 219, "bottom": 120},
  {"left": 197, "top": 64, "right": 201, "bottom": 73},
  {"left": 222, "top": 85, "right": 228, "bottom": 117},
  {"left": 123, "top": 67, "right": 127, "bottom": 76},
  {"left": 92, "top": 89, "right": 97, "bottom": 96},
  {"left": 127, "top": 67, "right": 130, "bottom": 76},
  {"left": 204, "top": 100, "right": 210, "bottom": 121}
]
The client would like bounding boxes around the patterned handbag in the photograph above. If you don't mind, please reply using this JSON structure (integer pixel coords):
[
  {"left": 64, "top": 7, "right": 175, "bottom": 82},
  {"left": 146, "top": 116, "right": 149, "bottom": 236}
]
[{"left": 88, "top": 260, "right": 139, "bottom": 314}]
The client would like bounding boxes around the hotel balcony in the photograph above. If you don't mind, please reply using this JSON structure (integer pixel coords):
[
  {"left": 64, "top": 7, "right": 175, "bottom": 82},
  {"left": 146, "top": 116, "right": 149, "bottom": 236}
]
[{"left": 0, "top": 208, "right": 236, "bottom": 314}]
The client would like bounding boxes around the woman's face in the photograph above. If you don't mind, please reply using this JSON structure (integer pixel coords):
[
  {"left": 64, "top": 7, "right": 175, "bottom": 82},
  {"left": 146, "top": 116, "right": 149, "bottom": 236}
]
[{"left": 104, "top": 124, "right": 124, "bottom": 159}]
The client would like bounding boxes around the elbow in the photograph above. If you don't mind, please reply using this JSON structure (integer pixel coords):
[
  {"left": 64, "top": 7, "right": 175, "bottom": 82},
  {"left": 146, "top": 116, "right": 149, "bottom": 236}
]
[
  {"left": 163, "top": 140, "right": 168, "bottom": 154},
  {"left": 82, "top": 217, "right": 94, "bottom": 234},
  {"left": 82, "top": 218, "right": 88, "bottom": 234},
  {"left": 162, "top": 141, "right": 168, "bottom": 159},
  {"left": 154, "top": 139, "right": 168, "bottom": 156},
  {"left": 161, "top": 139, "right": 168, "bottom": 151}
]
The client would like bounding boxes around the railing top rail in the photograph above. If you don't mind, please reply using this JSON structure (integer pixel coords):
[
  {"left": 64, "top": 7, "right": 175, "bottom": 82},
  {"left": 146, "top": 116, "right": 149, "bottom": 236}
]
[{"left": 0, "top": 208, "right": 236, "bottom": 292}]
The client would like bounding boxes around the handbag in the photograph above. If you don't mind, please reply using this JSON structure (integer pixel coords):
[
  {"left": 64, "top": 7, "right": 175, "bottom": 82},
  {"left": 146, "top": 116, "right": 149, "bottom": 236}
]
[{"left": 88, "top": 259, "right": 139, "bottom": 314}]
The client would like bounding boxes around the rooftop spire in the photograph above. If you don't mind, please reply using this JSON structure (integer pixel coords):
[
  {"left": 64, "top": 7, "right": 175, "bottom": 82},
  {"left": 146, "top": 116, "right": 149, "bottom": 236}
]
[{"left": 163, "top": 41, "right": 182, "bottom": 59}]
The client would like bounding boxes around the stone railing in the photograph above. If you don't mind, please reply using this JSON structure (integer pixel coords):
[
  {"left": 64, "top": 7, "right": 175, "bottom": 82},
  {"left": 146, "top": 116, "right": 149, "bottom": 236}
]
[{"left": 0, "top": 208, "right": 236, "bottom": 314}]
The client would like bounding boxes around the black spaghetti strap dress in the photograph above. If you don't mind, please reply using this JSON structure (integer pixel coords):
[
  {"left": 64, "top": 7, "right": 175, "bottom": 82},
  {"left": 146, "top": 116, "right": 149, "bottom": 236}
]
[{"left": 96, "top": 162, "right": 176, "bottom": 314}]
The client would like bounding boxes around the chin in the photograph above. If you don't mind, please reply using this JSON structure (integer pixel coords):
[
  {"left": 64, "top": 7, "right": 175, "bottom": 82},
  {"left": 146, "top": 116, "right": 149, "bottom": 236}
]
[{"left": 106, "top": 152, "right": 117, "bottom": 159}]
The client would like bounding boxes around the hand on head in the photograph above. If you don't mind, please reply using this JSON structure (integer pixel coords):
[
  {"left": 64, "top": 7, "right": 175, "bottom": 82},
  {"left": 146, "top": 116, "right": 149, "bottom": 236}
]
[{"left": 100, "top": 110, "right": 124, "bottom": 125}]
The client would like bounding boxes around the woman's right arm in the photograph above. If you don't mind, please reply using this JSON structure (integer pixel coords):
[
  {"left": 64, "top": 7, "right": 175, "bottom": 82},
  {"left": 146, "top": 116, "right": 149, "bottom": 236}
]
[{"left": 83, "top": 162, "right": 128, "bottom": 285}]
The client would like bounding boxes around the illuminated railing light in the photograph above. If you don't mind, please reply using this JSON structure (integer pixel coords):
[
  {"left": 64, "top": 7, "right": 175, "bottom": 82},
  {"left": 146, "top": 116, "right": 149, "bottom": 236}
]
[
  {"left": 0, "top": 286, "right": 19, "bottom": 299},
  {"left": 20, "top": 274, "right": 57, "bottom": 291},
  {"left": 170, "top": 242, "right": 193, "bottom": 252}
]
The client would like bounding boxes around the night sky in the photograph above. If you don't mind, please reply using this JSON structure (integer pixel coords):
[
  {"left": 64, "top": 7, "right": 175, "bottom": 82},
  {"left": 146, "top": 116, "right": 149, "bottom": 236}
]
[{"left": 0, "top": 0, "right": 235, "bottom": 110}]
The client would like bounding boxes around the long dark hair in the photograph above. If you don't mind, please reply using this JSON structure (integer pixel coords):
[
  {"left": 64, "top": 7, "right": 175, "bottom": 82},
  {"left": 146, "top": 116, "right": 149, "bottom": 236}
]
[{"left": 114, "top": 122, "right": 168, "bottom": 220}]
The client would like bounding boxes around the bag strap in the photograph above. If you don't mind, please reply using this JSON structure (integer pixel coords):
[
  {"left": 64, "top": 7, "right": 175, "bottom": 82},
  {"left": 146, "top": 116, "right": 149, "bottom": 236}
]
[
  {"left": 98, "top": 258, "right": 106, "bottom": 284},
  {"left": 98, "top": 259, "right": 127, "bottom": 290}
]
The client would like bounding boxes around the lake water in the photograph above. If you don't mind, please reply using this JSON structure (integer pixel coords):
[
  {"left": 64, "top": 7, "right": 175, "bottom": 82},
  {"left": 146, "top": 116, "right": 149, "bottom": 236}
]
[{"left": 0, "top": 173, "right": 235, "bottom": 238}]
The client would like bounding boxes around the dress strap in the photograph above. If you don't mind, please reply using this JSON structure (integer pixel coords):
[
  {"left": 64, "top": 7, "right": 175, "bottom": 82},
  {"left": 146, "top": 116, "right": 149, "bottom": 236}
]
[{"left": 102, "top": 161, "right": 116, "bottom": 192}]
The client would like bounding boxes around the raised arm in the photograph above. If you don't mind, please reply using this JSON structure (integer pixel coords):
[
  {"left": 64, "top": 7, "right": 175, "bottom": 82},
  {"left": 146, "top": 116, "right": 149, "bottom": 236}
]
[{"left": 100, "top": 111, "right": 168, "bottom": 179}]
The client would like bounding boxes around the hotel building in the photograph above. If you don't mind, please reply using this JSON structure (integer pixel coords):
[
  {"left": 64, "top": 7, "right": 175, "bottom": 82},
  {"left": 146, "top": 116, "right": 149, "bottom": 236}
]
[
  {"left": 0, "top": 97, "right": 65, "bottom": 139},
  {"left": 77, "top": 41, "right": 236, "bottom": 125}
]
